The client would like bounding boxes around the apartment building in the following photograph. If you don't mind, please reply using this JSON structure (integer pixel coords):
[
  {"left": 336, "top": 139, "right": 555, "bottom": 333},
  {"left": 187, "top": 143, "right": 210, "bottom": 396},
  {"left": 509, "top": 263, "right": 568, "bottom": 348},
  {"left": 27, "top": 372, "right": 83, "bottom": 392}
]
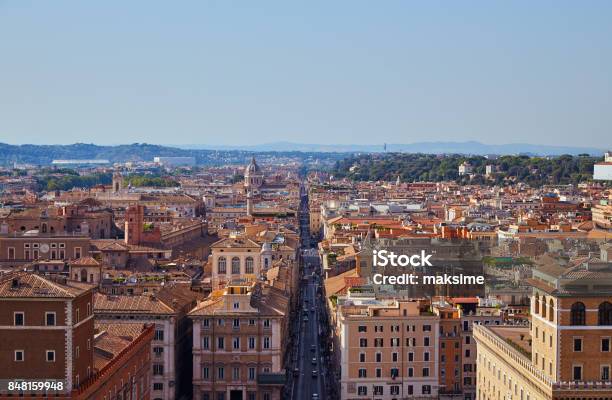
[
  {"left": 94, "top": 284, "right": 203, "bottom": 400},
  {"left": 189, "top": 281, "right": 289, "bottom": 400},
  {"left": 0, "top": 231, "right": 91, "bottom": 267},
  {"left": 0, "top": 272, "right": 94, "bottom": 394},
  {"left": 474, "top": 262, "right": 612, "bottom": 400},
  {"left": 334, "top": 291, "right": 440, "bottom": 399},
  {"left": 0, "top": 271, "right": 153, "bottom": 400}
]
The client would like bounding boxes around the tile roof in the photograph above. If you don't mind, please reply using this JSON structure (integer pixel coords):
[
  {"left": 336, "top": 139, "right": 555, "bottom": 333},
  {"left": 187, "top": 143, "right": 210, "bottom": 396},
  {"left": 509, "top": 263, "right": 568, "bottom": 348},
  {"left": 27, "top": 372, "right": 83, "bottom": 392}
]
[
  {"left": 94, "top": 292, "right": 174, "bottom": 315},
  {"left": 0, "top": 272, "right": 92, "bottom": 298}
]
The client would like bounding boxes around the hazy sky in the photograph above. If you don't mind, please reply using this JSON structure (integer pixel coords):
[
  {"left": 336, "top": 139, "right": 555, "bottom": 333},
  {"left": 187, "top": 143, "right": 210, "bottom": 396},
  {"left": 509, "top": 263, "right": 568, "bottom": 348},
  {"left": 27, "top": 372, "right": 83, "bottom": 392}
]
[{"left": 1, "top": 1, "right": 611, "bottom": 147}]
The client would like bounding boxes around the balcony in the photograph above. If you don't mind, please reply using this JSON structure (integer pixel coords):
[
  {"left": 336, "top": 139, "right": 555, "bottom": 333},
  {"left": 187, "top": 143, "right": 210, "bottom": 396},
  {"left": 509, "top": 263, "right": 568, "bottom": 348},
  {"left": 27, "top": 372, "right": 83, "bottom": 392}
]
[{"left": 257, "top": 372, "right": 287, "bottom": 386}]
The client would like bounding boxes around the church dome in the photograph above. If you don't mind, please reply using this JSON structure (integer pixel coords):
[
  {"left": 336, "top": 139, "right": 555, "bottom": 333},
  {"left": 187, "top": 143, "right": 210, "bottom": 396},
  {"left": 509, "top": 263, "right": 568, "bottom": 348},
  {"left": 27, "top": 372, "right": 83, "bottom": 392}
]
[{"left": 244, "top": 156, "right": 262, "bottom": 177}]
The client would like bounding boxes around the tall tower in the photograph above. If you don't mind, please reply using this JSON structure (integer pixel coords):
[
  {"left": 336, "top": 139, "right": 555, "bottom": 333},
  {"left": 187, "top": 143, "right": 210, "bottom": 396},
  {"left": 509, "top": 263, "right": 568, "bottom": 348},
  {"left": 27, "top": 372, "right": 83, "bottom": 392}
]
[
  {"left": 246, "top": 190, "right": 253, "bottom": 216},
  {"left": 112, "top": 168, "right": 124, "bottom": 193}
]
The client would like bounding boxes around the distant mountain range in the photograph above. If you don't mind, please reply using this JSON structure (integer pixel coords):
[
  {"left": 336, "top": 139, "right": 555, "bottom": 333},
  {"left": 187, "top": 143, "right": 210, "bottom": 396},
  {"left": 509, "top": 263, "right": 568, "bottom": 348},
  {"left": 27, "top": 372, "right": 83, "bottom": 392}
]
[
  {"left": 0, "top": 140, "right": 607, "bottom": 167},
  {"left": 180, "top": 140, "right": 607, "bottom": 156}
]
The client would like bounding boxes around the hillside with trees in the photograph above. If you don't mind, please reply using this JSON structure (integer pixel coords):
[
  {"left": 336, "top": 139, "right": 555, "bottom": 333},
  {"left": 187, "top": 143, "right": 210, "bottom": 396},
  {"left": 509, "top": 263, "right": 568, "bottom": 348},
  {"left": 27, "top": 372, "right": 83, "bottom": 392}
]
[{"left": 331, "top": 153, "right": 600, "bottom": 186}]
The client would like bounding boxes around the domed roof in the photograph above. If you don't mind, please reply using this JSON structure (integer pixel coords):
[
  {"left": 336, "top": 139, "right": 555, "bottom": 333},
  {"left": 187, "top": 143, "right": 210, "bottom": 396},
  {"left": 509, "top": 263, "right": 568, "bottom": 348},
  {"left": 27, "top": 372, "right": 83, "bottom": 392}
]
[{"left": 244, "top": 156, "right": 262, "bottom": 176}]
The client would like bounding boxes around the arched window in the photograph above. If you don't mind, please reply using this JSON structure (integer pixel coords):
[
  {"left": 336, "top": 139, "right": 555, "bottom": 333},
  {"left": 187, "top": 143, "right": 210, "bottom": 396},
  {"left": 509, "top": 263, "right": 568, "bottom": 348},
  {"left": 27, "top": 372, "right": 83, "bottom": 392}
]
[
  {"left": 231, "top": 257, "right": 240, "bottom": 274},
  {"left": 218, "top": 257, "right": 226, "bottom": 274},
  {"left": 598, "top": 302, "right": 612, "bottom": 326},
  {"left": 541, "top": 296, "right": 547, "bottom": 319},
  {"left": 570, "top": 302, "right": 586, "bottom": 326},
  {"left": 245, "top": 257, "right": 254, "bottom": 274},
  {"left": 548, "top": 299, "right": 554, "bottom": 322},
  {"left": 534, "top": 293, "right": 540, "bottom": 314}
]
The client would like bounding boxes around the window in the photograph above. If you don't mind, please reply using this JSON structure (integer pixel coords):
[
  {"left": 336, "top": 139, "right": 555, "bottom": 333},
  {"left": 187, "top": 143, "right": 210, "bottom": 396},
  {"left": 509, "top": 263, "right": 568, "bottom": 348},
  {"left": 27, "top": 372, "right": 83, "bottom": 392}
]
[
  {"left": 249, "top": 319, "right": 255, "bottom": 326},
  {"left": 75, "top": 346, "right": 80, "bottom": 359},
  {"left": 548, "top": 299, "right": 554, "bottom": 322},
  {"left": 218, "top": 367, "right": 224, "bottom": 379},
  {"left": 358, "top": 368, "right": 367, "bottom": 378},
  {"left": 233, "top": 337, "right": 240, "bottom": 350},
  {"left": 202, "top": 337, "right": 210, "bottom": 349},
  {"left": 357, "top": 386, "right": 367, "bottom": 396},
  {"left": 154, "top": 346, "right": 164, "bottom": 357},
  {"left": 392, "top": 352, "right": 398, "bottom": 362},
  {"left": 14, "top": 312, "right": 24, "bottom": 326},
  {"left": 264, "top": 319, "right": 271, "bottom": 328},
  {"left": 541, "top": 295, "right": 547, "bottom": 319},
  {"left": 358, "top": 325, "right": 367, "bottom": 332},
  {"left": 46, "top": 312, "right": 56, "bottom": 326},
  {"left": 375, "top": 368, "right": 381, "bottom": 378},
  {"left": 573, "top": 365, "right": 582, "bottom": 381},
  {"left": 407, "top": 385, "right": 413, "bottom": 395},
  {"left": 359, "top": 338, "right": 367, "bottom": 347},
  {"left": 423, "top": 324, "right": 432, "bottom": 331},
  {"left": 218, "top": 257, "right": 226, "bottom": 274},
  {"left": 374, "top": 338, "right": 383, "bottom": 347},
  {"left": 232, "top": 367, "right": 240, "bottom": 380},
  {"left": 407, "top": 367, "right": 414, "bottom": 377},
  {"left": 202, "top": 319, "right": 210, "bottom": 328},
  {"left": 218, "top": 337, "right": 225, "bottom": 350},
  {"left": 202, "top": 367, "right": 210, "bottom": 379},
  {"left": 424, "top": 352, "right": 430, "bottom": 361},
  {"left": 153, "top": 364, "right": 164, "bottom": 375},
  {"left": 390, "top": 386, "right": 399, "bottom": 395},
  {"left": 602, "top": 365, "right": 610, "bottom": 381},
  {"left": 602, "top": 338, "right": 610, "bottom": 352},
  {"left": 153, "top": 383, "right": 164, "bottom": 391},
  {"left": 231, "top": 257, "right": 240, "bottom": 274},
  {"left": 245, "top": 257, "right": 254, "bottom": 274},
  {"left": 422, "top": 385, "right": 431, "bottom": 394},
  {"left": 248, "top": 337, "right": 256, "bottom": 349},
  {"left": 408, "top": 352, "right": 414, "bottom": 361},
  {"left": 373, "top": 386, "right": 383, "bottom": 395},
  {"left": 14, "top": 350, "right": 24, "bottom": 362},
  {"left": 599, "top": 302, "right": 612, "bottom": 325},
  {"left": 233, "top": 318, "right": 240, "bottom": 327},
  {"left": 573, "top": 338, "right": 582, "bottom": 352},
  {"left": 424, "top": 337, "right": 430, "bottom": 346},
  {"left": 154, "top": 330, "right": 164, "bottom": 341},
  {"left": 390, "top": 368, "right": 399, "bottom": 378},
  {"left": 570, "top": 302, "right": 586, "bottom": 325},
  {"left": 375, "top": 352, "right": 381, "bottom": 362},
  {"left": 423, "top": 367, "right": 430, "bottom": 377},
  {"left": 263, "top": 337, "right": 270, "bottom": 349},
  {"left": 359, "top": 353, "right": 366, "bottom": 362}
]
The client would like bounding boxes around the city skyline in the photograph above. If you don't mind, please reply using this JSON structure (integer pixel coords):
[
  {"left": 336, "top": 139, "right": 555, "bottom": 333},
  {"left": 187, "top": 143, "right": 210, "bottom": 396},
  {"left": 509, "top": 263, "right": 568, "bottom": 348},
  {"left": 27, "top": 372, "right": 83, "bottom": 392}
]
[{"left": 1, "top": 1, "right": 612, "bottom": 147}]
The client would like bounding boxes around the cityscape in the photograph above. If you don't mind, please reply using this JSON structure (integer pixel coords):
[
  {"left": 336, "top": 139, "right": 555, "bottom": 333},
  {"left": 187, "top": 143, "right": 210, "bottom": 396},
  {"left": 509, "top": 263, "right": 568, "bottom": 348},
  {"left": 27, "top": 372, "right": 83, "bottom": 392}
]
[
  {"left": 0, "top": 150, "right": 611, "bottom": 400},
  {"left": 2, "top": 2, "right": 612, "bottom": 399}
]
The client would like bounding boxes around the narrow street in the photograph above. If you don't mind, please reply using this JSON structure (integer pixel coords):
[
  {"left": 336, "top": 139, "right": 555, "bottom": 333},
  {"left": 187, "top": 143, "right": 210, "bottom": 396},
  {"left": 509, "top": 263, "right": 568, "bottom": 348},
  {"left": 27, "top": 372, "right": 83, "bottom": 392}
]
[{"left": 288, "top": 185, "right": 328, "bottom": 400}]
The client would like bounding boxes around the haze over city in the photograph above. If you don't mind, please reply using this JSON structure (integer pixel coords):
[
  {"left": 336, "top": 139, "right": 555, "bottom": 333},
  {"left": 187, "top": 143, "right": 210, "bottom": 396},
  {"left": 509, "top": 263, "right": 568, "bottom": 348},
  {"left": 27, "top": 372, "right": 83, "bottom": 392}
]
[{"left": 1, "top": 1, "right": 611, "bottom": 147}]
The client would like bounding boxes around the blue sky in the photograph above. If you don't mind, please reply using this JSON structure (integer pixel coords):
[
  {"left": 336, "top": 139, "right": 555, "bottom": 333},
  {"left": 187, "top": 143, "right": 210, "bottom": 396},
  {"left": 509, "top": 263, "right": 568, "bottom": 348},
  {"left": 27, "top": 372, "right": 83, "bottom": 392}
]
[{"left": 0, "top": 1, "right": 611, "bottom": 147}]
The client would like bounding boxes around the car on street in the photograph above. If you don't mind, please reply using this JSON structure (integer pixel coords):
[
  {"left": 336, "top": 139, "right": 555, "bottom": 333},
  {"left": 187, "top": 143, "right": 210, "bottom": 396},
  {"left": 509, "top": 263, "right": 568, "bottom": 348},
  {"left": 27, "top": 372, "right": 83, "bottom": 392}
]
[
  {"left": 311, "top": 357, "right": 317, "bottom": 365},
  {"left": 293, "top": 368, "right": 299, "bottom": 377},
  {"left": 303, "top": 316, "right": 309, "bottom": 322},
  {"left": 310, "top": 345, "right": 316, "bottom": 352},
  {"left": 312, "top": 369, "right": 318, "bottom": 378},
  {"left": 311, "top": 394, "right": 319, "bottom": 400}
]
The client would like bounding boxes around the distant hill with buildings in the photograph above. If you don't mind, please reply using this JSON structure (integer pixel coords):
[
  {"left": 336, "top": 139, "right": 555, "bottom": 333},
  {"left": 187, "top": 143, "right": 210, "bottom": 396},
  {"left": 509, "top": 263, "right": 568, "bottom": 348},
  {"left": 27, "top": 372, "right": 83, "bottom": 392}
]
[
  {"left": 331, "top": 153, "right": 602, "bottom": 186},
  {"left": 0, "top": 142, "right": 345, "bottom": 166}
]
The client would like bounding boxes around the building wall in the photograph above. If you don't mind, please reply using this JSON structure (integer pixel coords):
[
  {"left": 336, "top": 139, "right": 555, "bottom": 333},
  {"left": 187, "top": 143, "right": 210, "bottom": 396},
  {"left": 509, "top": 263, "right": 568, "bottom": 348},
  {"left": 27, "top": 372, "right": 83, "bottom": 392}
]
[{"left": 339, "top": 310, "right": 439, "bottom": 399}]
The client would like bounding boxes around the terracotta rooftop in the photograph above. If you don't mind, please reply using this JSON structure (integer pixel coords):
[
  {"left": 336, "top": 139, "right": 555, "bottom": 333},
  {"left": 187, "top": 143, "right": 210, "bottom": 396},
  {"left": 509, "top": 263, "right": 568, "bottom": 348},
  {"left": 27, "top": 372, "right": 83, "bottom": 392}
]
[{"left": 0, "top": 272, "right": 93, "bottom": 298}]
